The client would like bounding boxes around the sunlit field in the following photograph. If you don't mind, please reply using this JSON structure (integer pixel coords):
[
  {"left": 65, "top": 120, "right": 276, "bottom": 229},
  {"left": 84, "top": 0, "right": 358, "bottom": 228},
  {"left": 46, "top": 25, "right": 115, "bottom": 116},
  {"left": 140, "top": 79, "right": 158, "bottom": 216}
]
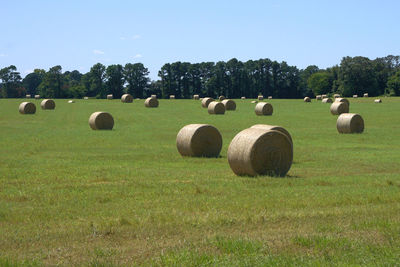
[{"left": 0, "top": 97, "right": 399, "bottom": 266}]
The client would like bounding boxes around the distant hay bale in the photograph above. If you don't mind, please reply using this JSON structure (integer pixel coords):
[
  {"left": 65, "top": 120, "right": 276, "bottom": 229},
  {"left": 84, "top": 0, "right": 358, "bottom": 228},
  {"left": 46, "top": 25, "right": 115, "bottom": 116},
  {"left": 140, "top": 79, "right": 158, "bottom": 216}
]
[
  {"left": 121, "top": 94, "right": 133, "bottom": 103},
  {"left": 89, "top": 112, "right": 114, "bottom": 130},
  {"left": 227, "top": 128, "right": 293, "bottom": 177},
  {"left": 268, "top": 96, "right": 273, "bottom": 99},
  {"left": 363, "top": 93, "right": 369, "bottom": 97},
  {"left": 374, "top": 99, "right": 382, "bottom": 103},
  {"left": 257, "top": 95, "right": 264, "bottom": 100},
  {"left": 334, "top": 94, "right": 340, "bottom": 98},
  {"left": 151, "top": 94, "right": 157, "bottom": 99},
  {"left": 34, "top": 95, "right": 40, "bottom": 99},
  {"left": 251, "top": 100, "right": 258, "bottom": 104},
  {"left": 255, "top": 102, "right": 273, "bottom": 115},
  {"left": 330, "top": 102, "right": 349, "bottom": 115},
  {"left": 219, "top": 95, "right": 225, "bottom": 101},
  {"left": 335, "top": 97, "right": 350, "bottom": 107},
  {"left": 221, "top": 99, "right": 236, "bottom": 110},
  {"left": 193, "top": 94, "right": 200, "bottom": 100},
  {"left": 19, "top": 102, "right": 36, "bottom": 114},
  {"left": 176, "top": 124, "right": 222, "bottom": 157},
  {"left": 337, "top": 113, "right": 364, "bottom": 134},
  {"left": 322, "top": 94, "right": 328, "bottom": 99},
  {"left": 250, "top": 124, "right": 293, "bottom": 145},
  {"left": 107, "top": 94, "right": 113, "bottom": 100},
  {"left": 40, "top": 99, "right": 56, "bottom": 110},
  {"left": 208, "top": 101, "right": 225, "bottom": 114},
  {"left": 353, "top": 95, "right": 358, "bottom": 98},
  {"left": 145, "top": 97, "right": 159, "bottom": 108},
  {"left": 241, "top": 96, "right": 246, "bottom": 100},
  {"left": 322, "top": 98, "right": 333, "bottom": 103},
  {"left": 316, "top": 95, "right": 322, "bottom": 100},
  {"left": 68, "top": 100, "right": 75, "bottom": 103},
  {"left": 201, "top": 97, "right": 214, "bottom": 108},
  {"left": 83, "top": 97, "right": 89, "bottom": 100},
  {"left": 170, "top": 95, "right": 175, "bottom": 99},
  {"left": 26, "top": 94, "right": 31, "bottom": 98},
  {"left": 304, "top": 97, "right": 311, "bottom": 102}
]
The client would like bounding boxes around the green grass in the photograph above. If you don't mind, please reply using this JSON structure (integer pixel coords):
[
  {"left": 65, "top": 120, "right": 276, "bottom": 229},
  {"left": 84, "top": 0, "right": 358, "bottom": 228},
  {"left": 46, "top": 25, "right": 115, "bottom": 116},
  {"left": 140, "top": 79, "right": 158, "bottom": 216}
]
[{"left": 0, "top": 97, "right": 399, "bottom": 266}]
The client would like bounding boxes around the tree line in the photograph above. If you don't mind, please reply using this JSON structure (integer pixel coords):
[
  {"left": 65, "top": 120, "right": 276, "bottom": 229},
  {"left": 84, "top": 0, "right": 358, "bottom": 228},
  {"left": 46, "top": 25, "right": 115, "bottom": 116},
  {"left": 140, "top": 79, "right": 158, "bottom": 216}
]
[{"left": 1, "top": 55, "right": 400, "bottom": 99}]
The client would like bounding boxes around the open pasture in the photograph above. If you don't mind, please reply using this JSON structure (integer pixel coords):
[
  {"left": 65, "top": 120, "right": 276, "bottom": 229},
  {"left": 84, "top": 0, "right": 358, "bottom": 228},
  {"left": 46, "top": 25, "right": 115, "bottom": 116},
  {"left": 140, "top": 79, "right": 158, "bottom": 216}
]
[{"left": 0, "top": 97, "right": 400, "bottom": 266}]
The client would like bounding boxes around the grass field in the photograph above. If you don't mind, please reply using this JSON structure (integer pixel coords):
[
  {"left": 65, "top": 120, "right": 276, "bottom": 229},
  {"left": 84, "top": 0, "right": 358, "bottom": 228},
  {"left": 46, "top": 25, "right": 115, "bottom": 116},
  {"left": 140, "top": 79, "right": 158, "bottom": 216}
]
[{"left": 0, "top": 97, "right": 400, "bottom": 266}]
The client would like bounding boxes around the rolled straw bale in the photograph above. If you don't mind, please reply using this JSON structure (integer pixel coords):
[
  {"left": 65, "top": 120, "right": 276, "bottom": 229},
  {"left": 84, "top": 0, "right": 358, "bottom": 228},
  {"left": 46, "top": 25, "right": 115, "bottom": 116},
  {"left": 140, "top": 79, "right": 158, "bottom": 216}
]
[
  {"left": 258, "top": 95, "right": 264, "bottom": 100},
  {"left": 107, "top": 94, "right": 113, "bottom": 100},
  {"left": 255, "top": 102, "right": 273, "bottom": 115},
  {"left": 170, "top": 95, "right": 175, "bottom": 99},
  {"left": 374, "top": 99, "right": 382, "bottom": 103},
  {"left": 19, "top": 102, "right": 36, "bottom": 114},
  {"left": 221, "top": 99, "right": 236, "bottom": 110},
  {"left": 335, "top": 97, "right": 350, "bottom": 107},
  {"left": 89, "top": 112, "right": 114, "bottom": 130},
  {"left": 201, "top": 97, "right": 214, "bottom": 108},
  {"left": 250, "top": 124, "right": 293, "bottom": 145},
  {"left": 208, "top": 101, "right": 225, "bottom": 114},
  {"left": 68, "top": 100, "right": 75, "bottom": 103},
  {"left": 316, "top": 95, "right": 322, "bottom": 100},
  {"left": 227, "top": 128, "right": 293, "bottom": 177},
  {"left": 145, "top": 97, "right": 159, "bottom": 108},
  {"left": 330, "top": 102, "right": 349, "bottom": 115},
  {"left": 268, "top": 96, "right": 273, "bottom": 99},
  {"left": 41, "top": 99, "right": 56, "bottom": 110},
  {"left": 322, "top": 94, "right": 328, "bottom": 99},
  {"left": 334, "top": 94, "right": 340, "bottom": 98},
  {"left": 219, "top": 95, "right": 225, "bottom": 101},
  {"left": 251, "top": 100, "right": 258, "bottom": 104},
  {"left": 304, "top": 97, "right": 311, "bottom": 102},
  {"left": 193, "top": 94, "right": 200, "bottom": 100},
  {"left": 337, "top": 113, "right": 364, "bottom": 134},
  {"left": 176, "top": 124, "right": 222, "bottom": 157},
  {"left": 363, "top": 93, "right": 369, "bottom": 97},
  {"left": 26, "top": 94, "right": 31, "bottom": 98},
  {"left": 353, "top": 95, "right": 358, "bottom": 98},
  {"left": 34, "top": 95, "right": 40, "bottom": 99},
  {"left": 241, "top": 96, "right": 246, "bottom": 100},
  {"left": 121, "top": 94, "right": 133, "bottom": 103},
  {"left": 83, "top": 96, "right": 89, "bottom": 100},
  {"left": 322, "top": 98, "right": 333, "bottom": 103},
  {"left": 151, "top": 94, "right": 157, "bottom": 99}
]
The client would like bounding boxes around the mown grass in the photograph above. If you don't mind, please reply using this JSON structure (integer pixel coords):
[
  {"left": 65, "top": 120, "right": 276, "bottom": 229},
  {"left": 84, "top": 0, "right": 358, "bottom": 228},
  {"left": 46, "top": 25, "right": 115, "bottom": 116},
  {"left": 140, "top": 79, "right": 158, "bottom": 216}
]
[{"left": 0, "top": 97, "right": 399, "bottom": 266}]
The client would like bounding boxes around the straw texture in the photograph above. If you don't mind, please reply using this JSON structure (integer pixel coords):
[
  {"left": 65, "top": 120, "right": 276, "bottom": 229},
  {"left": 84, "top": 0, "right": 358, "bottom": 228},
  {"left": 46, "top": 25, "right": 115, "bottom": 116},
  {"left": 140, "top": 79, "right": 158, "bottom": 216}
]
[
  {"left": 316, "top": 95, "right": 322, "bottom": 100},
  {"left": 374, "top": 99, "right": 382, "bottom": 103},
  {"left": 107, "top": 94, "right": 113, "bottom": 100},
  {"left": 201, "top": 97, "right": 214, "bottom": 108},
  {"left": 145, "top": 97, "right": 159, "bottom": 107},
  {"left": 304, "top": 97, "right": 311, "bottom": 102},
  {"left": 221, "top": 99, "right": 236, "bottom": 110},
  {"left": 40, "top": 99, "right": 55, "bottom": 110},
  {"left": 363, "top": 93, "right": 369, "bottom": 97},
  {"left": 337, "top": 113, "right": 364, "bottom": 133},
  {"left": 26, "top": 95, "right": 31, "bottom": 98},
  {"left": 322, "top": 98, "right": 333, "bottom": 103},
  {"left": 193, "top": 94, "right": 200, "bottom": 100},
  {"left": 208, "top": 101, "right": 225, "bottom": 114},
  {"left": 19, "top": 102, "right": 36, "bottom": 114},
  {"left": 89, "top": 112, "right": 114, "bottom": 130},
  {"left": 335, "top": 98, "right": 350, "bottom": 107},
  {"left": 257, "top": 95, "right": 264, "bottom": 100},
  {"left": 255, "top": 102, "right": 273, "bottom": 115},
  {"left": 250, "top": 124, "right": 293, "bottom": 145},
  {"left": 170, "top": 95, "right": 175, "bottom": 99},
  {"left": 218, "top": 95, "right": 225, "bottom": 101},
  {"left": 34, "top": 95, "right": 40, "bottom": 99},
  {"left": 330, "top": 102, "right": 349, "bottom": 115},
  {"left": 121, "top": 94, "right": 133, "bottom": 103}
]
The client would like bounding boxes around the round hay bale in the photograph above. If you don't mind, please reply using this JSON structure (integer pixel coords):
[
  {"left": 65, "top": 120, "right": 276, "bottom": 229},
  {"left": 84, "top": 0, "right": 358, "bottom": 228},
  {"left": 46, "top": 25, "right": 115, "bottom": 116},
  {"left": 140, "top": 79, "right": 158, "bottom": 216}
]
[
  {"left": 218, "top": 95, "right": 225, "bottom": 101},
  {"left": 68, "top": 100, "right": 75, "bottom": 103},
  {"left": 26, "top": 94, "right": 31, "bottom": 98},
  {"left": 34, "top": 95, "right": 40, "bottom": 99},
  {"left": 89, "top": 112, "right": 114, "bottom": 130},
  {"left": 121, "top": 94, "right": 133, "bottom": 103},
  {"left": 107, "top": 94, "right": 113, "bottom": 100},
  {"left": 304, "top": 97, "right": 311, "bottom": 102},
  {"left": 170, "top": 95, "right": 175, "bottom": 99},
  {"left": 151, "top": 94, "right": 157, "bottom": 99},
  {"left": 83, "top": 96, "right": 89, "bottom": 100},
  {"left": 201, "top": 97, "right": 214, "bottom": 108},
  {"left": 145, "top": 97, "right": 159, "bottom": 108},
  {"left": 353, "top": 95, "right": 358, "bottom": 98},
  {"left": 176, "top": 124, "right": 222, "bottom": 157},
  {"left": 250, "top": 124, "right": 293, "bottom": 145},
  {"left": 322, "top": 94, "right": 328, "bottom": 99},
  {"left": 221, "top": 99, "right": 236, "bottom": 110},
  {"left": 227, "top": 128, "right": 293, "bottom": 177},
  {"left": 257, "top": 95, "right": 264, "bottom": 101},
  {"left": 363, "top": 93, "right": 369, "bottom": 97},
  {"left": 193, "top": 94, "right": 200, "bottom": 100},
  {"left": 316, "top": 95, "right": 322, "bottom": 100},
  {"left": 251, "top": 100, "right": 258, "bottom": 104},
  {"left": 40, "top": 99, "right": 56, "bottom": 110},
  {"left": 268, "top": 96, "right": 273, "bottom": 99},
  {"left": 337, "top": 113, "right": 364, "bottom": 134},
  {"left": 330, "top": 102, "right": 349, "bottom": 115},
  {"left": 334, "top": 94, "right": 340, "bottom": 98},
  {"left": 241, "top": 96, "right": 246, "bottom": 100},
  {"left": 255, "top": 102, "right": 273, "bottom": 116},
  {"left": 335, "top": 97, "right": 350, "bottom": 107},
  {"left": 374, "top": 99, "right": 382, "bottom": 103},
  {"left": 19, "top": 102, "right": 36, "bottom": 114},
  {"left": 322, "top": 98, "right": 333, "bottom": 103},
  {"left": 208, "top": 101, "right": 225, "bottom": 114}
]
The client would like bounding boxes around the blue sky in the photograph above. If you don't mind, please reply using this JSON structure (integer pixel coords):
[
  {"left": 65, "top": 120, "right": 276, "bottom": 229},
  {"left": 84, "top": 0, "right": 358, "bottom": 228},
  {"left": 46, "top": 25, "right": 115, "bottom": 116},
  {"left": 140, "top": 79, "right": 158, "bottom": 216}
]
[{"left": 1, "top": 0, "right": 399, "bottom": 80}]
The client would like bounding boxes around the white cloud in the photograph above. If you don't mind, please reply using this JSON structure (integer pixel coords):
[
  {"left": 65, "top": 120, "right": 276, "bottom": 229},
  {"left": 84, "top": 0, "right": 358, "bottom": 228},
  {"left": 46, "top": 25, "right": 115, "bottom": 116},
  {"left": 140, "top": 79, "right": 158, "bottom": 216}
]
[
  {"left": 24, "top": 69, "right": 34, "bottom": 74},
  {"left": 0, "top": 53, "right": 7, "bottom": 57},
  {"left": 93, "top": 49, "right": 105, "bottom": 55},
  {"left": 132, "top": 34, "right": 141, "bottom": 40},
  {"left": 120, "top": 34, "right": 141, "bottom": 41},
  {"left": 133, "top": 54, "right": 143, "bottom": 58}
]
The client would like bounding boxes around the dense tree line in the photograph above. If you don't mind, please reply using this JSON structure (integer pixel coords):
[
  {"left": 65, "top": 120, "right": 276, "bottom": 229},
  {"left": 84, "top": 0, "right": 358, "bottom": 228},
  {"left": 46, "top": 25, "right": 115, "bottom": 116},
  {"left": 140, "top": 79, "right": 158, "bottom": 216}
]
[{"left": 1, "top": 55, "right": 400, "bottom": 99}]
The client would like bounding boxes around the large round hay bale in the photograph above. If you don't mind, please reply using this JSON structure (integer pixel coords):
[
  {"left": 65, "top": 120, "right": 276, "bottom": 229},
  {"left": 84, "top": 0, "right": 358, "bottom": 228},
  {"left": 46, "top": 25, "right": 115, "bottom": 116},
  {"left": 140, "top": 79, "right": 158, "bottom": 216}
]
[
  {"left": 19, "top": 102, "right": 36, "bottom": 114},
  {"left": 89, "top": 112, "right": 114, "bottom": 130},
  {"left": 145, "top": 97, "right": 159, "bottom": 107},
  {"left": 107, "top": 94, "right": 113, "bottom": 100},
  {"left": 322, "top": 94, "right": 328, "bottom": 99},
  {"left": 40, "top": 99, "right": 56, "bottom": 110},
  {"left": 334, "top": 94, "right": 340, "bottom": 98},
  {"left": 255, "top": 102, "right": 273, "bottom": 115},
  {"left": 353, "top": 95, "right": 358, "bottom": 98},
  {"left": 330, "top": 102, "right": 349, "bottom": 115},
  {"left": 176, "top": 124, "right": 222, "bottom": 157},
  {"left": 26, "top": 94, "right": 31, "bottom": 98},
  {"left": 193, "top": 94, "right": 200, "bottom": 100},
  {"left": 170, "top": 95, "right": 175, "bottom": 99},
  {"left": 304, "top": 97, "right": 311, "bottom": 102},
  {"left": 151, "top": 94, "right": 157, "bottom": 99},
  {"left": 335, "top": 97, "right": 350, "bottom": 107},
  {"left": 257, "top": 95, "right": 264, "bottom": 101},
  {"left": 268, "top": 96, "right": 273, "bottom": 99},
  {"left": 250, "top": 124, "right": 293, "bottom": 145},
  {"left": 221, "top": 99, "right": 236, "bottom": 110},
  {"left": 374, "top": 99, "right": 382, "bottom": 103},
  {"left": 363, "top": 93, "right": 369, "bottom": 97},
  {"left": 316, "top": 95, "right": 322, "bottom": 100},
  {"left": 227, "top": 128, "right": 293, "bottom": 177},
  {"left": 251, "top": 100, "right": 258, "bottom": 104},
  {"left": 208, "top": 101, "right": 225, "bottom": 114},
  {"left": 201, "top": 97, "right": 214, "bottom": 108},
  {"left": 68, "top": 100, "right": 75, "bottom": 103},
  {"left": 241, "top": 96, "right": 246, "bottom": 100},
  {"left": 322, "top": 98, "right": 333, "bottom": 103},
  {"left": 218, "top": 95, "right": 225, "bottom": 101},
  {"left": 34, "top": 95, "right": 40, "bottom": 99},
  {"left": 121, "top": 94, "right": 133, "bottom": 103},
  {"left": 337, "top": 113, "right": 364, "bottom": 134}
]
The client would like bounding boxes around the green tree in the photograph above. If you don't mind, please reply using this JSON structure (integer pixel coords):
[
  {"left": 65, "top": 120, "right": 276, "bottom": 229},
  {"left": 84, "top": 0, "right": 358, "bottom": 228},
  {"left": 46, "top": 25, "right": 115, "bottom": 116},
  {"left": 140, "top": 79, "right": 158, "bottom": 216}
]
[
  {"left": 87, "top": 63, "right": 106, "bottom": 97},
  {"left": 307, "top": 72, "right": 332, "bottom": 96},
  {"left": 105, "top": 64, "right": 124, "bottom": 98},
  {"left": 386, "top": 70, "right": 400, "bottom": 96},
  {"left": 124, "top": 63, "right": 149, "bottom": 98},
  {"left": 38, "top": 66, "right": 64, "bottom": 98},
  {"left": 22, "top": 69, "right": 45, "bottom": 96},
  {"left": 299, "top": 65, "right": 319, "bottom": 97},
  {"left": 0, "top": 65, "right": 23, "bottom": 98}
]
